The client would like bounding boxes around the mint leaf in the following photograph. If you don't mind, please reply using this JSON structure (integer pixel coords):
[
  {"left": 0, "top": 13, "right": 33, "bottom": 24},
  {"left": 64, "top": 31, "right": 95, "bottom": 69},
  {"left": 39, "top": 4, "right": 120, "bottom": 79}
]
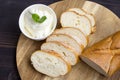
[
  {"left": 38, "top": 16, "right": 47, "bottom": 23},
  {"left": 32, "top": 13, "right": 47, "bottom": 23},
  {"left": 32, "top": 14, "right": 40, "bottom": 22}
]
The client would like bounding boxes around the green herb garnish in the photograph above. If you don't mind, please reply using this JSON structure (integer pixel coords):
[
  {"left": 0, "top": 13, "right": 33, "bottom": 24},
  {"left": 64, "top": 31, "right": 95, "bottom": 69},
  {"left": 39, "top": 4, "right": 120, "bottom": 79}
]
[
  {"left": 32, "top": 14, "right": 40, "bottom": 22},
  {"left": 32, "top": 13, "right": 47, "bottom": 23},
  {"left": 38, "top": 16, "right": 47, "bottom": 23}
]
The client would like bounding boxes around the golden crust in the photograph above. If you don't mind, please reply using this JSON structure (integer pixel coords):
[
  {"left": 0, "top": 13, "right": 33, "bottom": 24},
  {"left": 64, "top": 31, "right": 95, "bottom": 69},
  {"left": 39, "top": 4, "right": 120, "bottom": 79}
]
[
  {"left": 91, "top": 25, "right": 96, "bottom": 34},
  {"left": 82, "top": 31, "right": 120, "bottom": 76},
  {"left": 111, "top": 31, "right": 120, "bottom": 49},
  {"left": 108, "top": 54, "right": 120, "bottom": 76}
]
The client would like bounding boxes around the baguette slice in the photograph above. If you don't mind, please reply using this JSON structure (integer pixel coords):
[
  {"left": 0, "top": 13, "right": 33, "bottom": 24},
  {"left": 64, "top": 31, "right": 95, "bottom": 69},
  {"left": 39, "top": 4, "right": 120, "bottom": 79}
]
[
  {"left": 41, "top": 41, "right": 78, "bottom": 65},
  {"left": 68, "top": 8, "right": 96, "bottom": 32},
  {"left": 53, "top": 27, "right": 88, "bottom": 48},
  {"left": 31, "top": 50, "right": 71, "bottom": 77},
  {"left": 60, "top": 11, "right": 91, "bottom": 36},
  {"left": 46, "top": 34, "right": 82, "bottom": 56}
]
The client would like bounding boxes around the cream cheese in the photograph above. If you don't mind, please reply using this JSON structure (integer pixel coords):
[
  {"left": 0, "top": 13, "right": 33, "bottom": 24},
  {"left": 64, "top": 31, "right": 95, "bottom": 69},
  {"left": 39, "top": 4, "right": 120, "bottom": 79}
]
[{"left": 24, "top": 7, "right": 54, "bottom": 38}]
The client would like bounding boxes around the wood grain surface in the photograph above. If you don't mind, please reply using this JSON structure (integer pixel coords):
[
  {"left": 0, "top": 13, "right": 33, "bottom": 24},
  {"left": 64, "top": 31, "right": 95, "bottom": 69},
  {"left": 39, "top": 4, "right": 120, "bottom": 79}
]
[{"left": 16, "top": 0, "right": 120, "bottom": 80}]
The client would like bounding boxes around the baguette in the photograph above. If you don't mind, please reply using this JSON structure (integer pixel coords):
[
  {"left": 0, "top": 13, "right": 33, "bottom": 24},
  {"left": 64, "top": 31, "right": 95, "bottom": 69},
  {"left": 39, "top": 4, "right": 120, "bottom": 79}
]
[
  {"left": 53, "top": 27, "right": 88, "bottom": 48},
  {"left": 46, "top": 34, "right": 83, "bottom": 56},
  {"left": 68, "top": 8, "right": 96, "bottom": 32},
  {"left": 60, "top": 11, "right": 92, "bottom": 36},
  {"left": 41, "top": 41, "right": 78, "bottom": 65},
  {"left": 81, "top": 31, "right": 120, "bottom": 76},
  {"left": 31, "top": 50, "right": 71, "bottom": 77}
]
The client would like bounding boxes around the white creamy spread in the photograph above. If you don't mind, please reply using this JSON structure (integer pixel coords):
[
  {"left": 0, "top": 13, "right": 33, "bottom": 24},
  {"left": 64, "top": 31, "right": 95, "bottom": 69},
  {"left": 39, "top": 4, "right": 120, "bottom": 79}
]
[{"left": 24, "top": 7, "right": 53, "bottom": 39}]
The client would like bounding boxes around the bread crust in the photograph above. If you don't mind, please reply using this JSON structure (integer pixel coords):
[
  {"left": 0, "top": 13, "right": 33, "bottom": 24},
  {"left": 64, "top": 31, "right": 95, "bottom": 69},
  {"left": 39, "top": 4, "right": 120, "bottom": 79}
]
[
  {"left": 108, "top": 54, "right": 120, "bottom": 76},
  {"left": 81, "top": 31, "right": 120, "bottom": 76}
]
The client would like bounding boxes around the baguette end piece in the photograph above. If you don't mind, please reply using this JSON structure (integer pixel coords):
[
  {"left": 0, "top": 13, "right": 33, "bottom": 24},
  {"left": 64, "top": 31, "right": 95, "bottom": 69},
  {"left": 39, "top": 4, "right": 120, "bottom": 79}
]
[{"left": 81, "top": 56, "right": 108, "bottom": 76}]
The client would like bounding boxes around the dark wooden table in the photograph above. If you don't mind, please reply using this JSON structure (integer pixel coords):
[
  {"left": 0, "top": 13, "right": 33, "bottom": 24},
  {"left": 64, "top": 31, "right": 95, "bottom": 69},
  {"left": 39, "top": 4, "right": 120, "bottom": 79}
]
[{"left": 0, "top": 0, "right": 120, "bottom": 80}]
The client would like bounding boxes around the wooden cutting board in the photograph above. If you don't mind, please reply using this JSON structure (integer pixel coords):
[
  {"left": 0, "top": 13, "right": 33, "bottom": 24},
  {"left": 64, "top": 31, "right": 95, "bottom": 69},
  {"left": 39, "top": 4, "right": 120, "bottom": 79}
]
[{"left": 16, "top": 0, "right": 120, "bottom": 80}]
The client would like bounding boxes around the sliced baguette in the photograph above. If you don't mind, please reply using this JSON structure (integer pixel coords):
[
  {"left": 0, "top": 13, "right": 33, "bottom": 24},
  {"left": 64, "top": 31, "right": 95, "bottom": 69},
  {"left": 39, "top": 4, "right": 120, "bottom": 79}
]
[
  {"left": 68, "top": 8, "right": 96, "bottom": 32},
  {"left": 41, "top": 41, "right": 78, "bottom": 65},
  {"left": 53, "top": 27, "right": 88, "bottom": 48},
  {"left": 46, "top": 34, "right": 82, "bottom": 56},
  {"left": 31, "top": 50, "right": 71, "bottom": 77},
  {"left": 69, "top": 8, "right": 86, "bottom": 15},
  {"left": 60, "top": 11, "right": 91, "bottom": 36},
  {"left": 81, "top": 31, "right": 120, "bottom": 76}
]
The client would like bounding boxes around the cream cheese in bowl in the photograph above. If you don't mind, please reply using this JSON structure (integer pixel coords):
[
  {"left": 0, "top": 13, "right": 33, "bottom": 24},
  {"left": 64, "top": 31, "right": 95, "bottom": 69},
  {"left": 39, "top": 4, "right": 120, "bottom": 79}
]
[{"left": 19, "top": 4, "right": 57, "bottom": 40}]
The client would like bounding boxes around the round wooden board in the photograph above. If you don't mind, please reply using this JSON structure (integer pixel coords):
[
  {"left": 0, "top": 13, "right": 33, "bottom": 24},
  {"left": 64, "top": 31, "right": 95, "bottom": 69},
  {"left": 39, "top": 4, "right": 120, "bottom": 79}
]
[{"left": 16, "top": 0, "right": 120, "bottom": 80}]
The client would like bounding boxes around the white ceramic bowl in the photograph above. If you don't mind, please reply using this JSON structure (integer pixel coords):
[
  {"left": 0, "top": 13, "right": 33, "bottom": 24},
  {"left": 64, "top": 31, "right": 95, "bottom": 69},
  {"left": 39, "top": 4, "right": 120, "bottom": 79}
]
[{"left": 19, "top": 4, "right": 57, "bottom": 40}]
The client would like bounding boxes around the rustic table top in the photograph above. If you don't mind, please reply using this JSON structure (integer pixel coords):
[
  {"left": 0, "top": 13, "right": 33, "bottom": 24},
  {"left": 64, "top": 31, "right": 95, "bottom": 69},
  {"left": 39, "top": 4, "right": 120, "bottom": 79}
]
[{"left": 0, "top": 0, "right": 120, "bottom": 80}]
